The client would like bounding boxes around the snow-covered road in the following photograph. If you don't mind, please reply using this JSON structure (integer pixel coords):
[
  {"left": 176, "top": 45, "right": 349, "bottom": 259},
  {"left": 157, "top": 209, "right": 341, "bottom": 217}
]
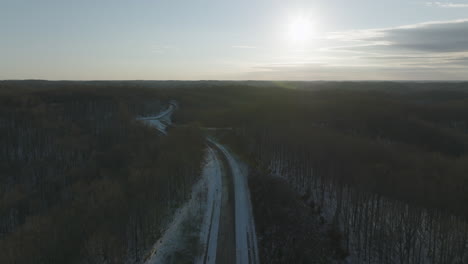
[
  {"left": 138, "top": 101, "right": 259, "bottom": 263},
  {"left": 197, "top": 146, "right": 223, "bottom": 264},
  {"left": 137, "top": 101, "right": 177, "bottom": 134},
  {"left": 209, "top": 139, "right": 260, "bottom": 264},
  {"left": 144, "top": 144, "right": 223, "bottom": 264}
]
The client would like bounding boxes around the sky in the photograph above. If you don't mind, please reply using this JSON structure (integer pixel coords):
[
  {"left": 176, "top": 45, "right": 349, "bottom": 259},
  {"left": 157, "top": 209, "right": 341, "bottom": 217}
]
[{"left": 1, "top": 0, "right": 468, "bottom": 80}]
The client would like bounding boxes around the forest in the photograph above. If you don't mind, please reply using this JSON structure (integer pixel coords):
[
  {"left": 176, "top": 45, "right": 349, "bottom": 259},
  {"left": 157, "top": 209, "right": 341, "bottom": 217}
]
[
  {"left": 0, "top": 82, "right": 205, "bottom": 263},
  {"left": 165, "top": 81, "right": 468, "bottom": 263},
  {"left": 1, "top": 80, "right": 468, "bottom": 263}
]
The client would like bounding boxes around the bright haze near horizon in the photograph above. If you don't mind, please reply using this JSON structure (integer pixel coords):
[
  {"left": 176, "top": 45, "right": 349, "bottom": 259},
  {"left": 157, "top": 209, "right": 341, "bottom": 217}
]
[{"left": 1, "top": 0, "right": 468, "bottom": 81}]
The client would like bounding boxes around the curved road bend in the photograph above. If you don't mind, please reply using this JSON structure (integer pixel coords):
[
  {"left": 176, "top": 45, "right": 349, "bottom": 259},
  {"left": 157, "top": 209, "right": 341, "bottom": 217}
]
[{"left": 200, "top": 139, "right": 260, "bottom": 264}]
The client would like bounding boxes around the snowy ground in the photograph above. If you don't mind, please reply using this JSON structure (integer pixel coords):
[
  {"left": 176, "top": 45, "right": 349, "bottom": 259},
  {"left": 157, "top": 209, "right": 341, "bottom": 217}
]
[
  {"left": 209, "top": 139, "right": 260, "bottom": 264},
  {"left": 144, "top": 140, "right": 260, "bottom": 264},
  {"left": 138, "top": 102, "right": 259, "bottom": 264},
  {"left": 137, "top": 102, "right": 177, "bottom": 134},
  {"left": 195, "top": 147, "right": 223, "bottom": 264},
  {"left": 144, "top": 146, "right": 222, "bottom": 264}
]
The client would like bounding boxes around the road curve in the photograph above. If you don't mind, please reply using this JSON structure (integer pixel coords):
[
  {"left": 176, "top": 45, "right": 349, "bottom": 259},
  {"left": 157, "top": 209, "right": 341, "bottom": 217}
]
[
  {"left": 138, "top": 102, "right": 176, "bottom": 121},
  {"left": 137, "top": 102, "right": 177, "bottom": 134},
  {"left": 209, "top": 139, "right": 260, "bottom": 264},
  {"left": 137, "top": 101, "right": 259, "bottom": 263},
  {"left": 196, "top": 146, "right": 223, "bottom": 264}
]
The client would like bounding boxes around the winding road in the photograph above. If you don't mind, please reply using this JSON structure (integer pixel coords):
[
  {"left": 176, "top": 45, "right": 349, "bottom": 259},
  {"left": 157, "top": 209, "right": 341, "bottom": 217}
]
[
  {"left": 140, "top": 101, "right": 259, "bottom": 264},
  {"left": 137, "top": 101, "right": 177, "bottom": 134},
  {"left": 197, "top": 146, "right": 223, "bottom": 264},
  {"left": 198, "top": 139, "right": 260, "bottom": 264}
]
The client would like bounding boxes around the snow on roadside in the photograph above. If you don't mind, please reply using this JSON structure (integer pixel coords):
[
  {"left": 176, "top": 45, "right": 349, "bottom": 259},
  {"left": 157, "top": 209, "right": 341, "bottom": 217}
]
[
  {"left": 209, "top": 140, "right": 260, "bottom": 264},
  {"left": 144, "top": 146, "right": 222, "bottom": 264},
  {"left": 195, "top": 146, "right": 223, "bottom": 264},
  {"left": 143, "top": 119, "right": 168, "bottom": 135}
]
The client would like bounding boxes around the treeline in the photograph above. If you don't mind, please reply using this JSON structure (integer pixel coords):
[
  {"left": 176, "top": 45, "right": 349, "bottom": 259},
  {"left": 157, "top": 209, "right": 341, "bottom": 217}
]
[
  {"left": 0, "top": 85, "right": 205, "bottom": 263},
  {"left": 237, "top": 126, "right": 468, "bottom": 263},
  {"left": 248, "top": 168, "right": 343, "bottom": 263},
  {"left": 170, "top": 84, "right": 468, "bottom": 215},
  {"left": 166, "top": 83, "right": 468, "bottom": 263},
  {"left": 2, "top": 80, "right": 468, "bottom": 263}
]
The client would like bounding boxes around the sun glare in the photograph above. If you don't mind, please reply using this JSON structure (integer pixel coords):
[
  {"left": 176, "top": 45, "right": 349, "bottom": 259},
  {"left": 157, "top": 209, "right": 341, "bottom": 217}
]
[{"left": 287, "top": 16, "right": 314, "bottom": 43}]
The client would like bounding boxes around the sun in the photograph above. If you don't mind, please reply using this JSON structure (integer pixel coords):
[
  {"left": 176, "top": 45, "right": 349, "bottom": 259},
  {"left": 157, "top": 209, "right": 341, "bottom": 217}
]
[{"left": 287, "top": 16, "right": 314, "bottom": 43}]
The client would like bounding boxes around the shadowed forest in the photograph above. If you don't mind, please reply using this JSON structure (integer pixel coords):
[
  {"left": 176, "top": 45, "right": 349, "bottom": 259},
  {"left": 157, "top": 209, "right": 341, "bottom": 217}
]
[
  {"left": 0, "top": 83, "right": 205, "bottom": 263},
  {"left": 1, "top": 80, "right": 468, "bottom": 263}
]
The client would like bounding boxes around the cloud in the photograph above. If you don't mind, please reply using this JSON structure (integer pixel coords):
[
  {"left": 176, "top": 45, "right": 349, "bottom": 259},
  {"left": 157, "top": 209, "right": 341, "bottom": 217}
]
[
  {"left": 447, "top": 56, "right": 468, "bottom": 65},
  {"left": 232, "top": 45, "right": 257, "bottom": 49},
  {"left": 426, "top": 2, "right": 468, "bottom": 8},
  {"left": 327, "top": 19, "right": 468, "bottom": 53},
  {"left": 241, "top": 19, "right": 468, "bottom": 80},
  {"left": 385, "top": 20, "right": 468, "bottom": 52}
]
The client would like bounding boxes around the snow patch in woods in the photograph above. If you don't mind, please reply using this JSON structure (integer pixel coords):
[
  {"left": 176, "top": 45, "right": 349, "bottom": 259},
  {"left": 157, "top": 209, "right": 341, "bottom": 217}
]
[
  {"left": 267, "top": 154, "right": 468, "bottom": 264},
  {"left": 144, "top": 147, "right": 222, "bottom": 264},
  {"left": 137, "top": 102, "right": 177, "bottom": 135}
]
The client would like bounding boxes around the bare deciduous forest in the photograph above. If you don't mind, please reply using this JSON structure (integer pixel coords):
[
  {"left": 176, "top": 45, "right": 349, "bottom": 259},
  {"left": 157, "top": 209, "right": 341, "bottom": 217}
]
[
  {"left": 0, "top": 82, "right": 205, "bottom": 263},
  {"left": 172, "top": 82, "right": 468, "bottom": 263},
  {"left": 1, "top": 81, "right": 468, "bottom": 263}
]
